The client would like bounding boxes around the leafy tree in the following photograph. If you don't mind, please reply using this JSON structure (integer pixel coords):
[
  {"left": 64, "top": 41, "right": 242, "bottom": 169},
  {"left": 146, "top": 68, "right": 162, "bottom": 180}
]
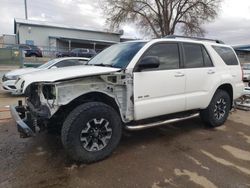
[{"left": 102, "top": 0, "right": 222, "bottom": 37}]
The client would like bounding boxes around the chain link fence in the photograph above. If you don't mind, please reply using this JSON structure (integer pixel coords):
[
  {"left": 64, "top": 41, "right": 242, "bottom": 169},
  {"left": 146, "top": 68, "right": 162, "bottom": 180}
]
[
  {"left": 0, "top": 43, "right": 57, "bottom": 67},
  {"left": 0, "top": 48, "right": 22, "bottom": 66},
  {"left": 0, "top": 43, "right": 101, "bottom": 67}
]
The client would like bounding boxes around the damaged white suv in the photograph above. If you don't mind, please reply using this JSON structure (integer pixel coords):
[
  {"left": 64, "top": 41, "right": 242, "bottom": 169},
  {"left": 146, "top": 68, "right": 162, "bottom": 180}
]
[{"left": 11, "top": 36, "right": 244, "bottom": 163}]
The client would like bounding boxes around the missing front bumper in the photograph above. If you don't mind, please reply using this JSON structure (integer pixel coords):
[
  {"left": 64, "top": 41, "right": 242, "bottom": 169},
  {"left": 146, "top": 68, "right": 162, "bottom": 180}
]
[{"left": 10, "top": 103, "right": 36, "bottom": 138}]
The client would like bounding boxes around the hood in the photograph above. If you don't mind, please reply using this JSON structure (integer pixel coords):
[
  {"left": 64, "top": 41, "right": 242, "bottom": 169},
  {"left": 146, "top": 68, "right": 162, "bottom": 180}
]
[
  {"left": 5, "top": 67, "right": 39, "bottom": 77},
  {"left": 19, "top": 65, "right": 121, "bottom": 92}
]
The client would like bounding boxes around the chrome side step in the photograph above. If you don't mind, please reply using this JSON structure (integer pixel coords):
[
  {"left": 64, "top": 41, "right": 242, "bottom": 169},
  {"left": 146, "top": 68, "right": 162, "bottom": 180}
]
[{"left": 125, "top": 113, "right": 200, "bottom": 131}]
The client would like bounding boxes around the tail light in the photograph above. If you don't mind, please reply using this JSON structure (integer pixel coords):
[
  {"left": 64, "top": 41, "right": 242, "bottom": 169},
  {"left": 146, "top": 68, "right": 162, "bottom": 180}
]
[{"left": 241, "top": 65, "right": 244, "bottom": 81}]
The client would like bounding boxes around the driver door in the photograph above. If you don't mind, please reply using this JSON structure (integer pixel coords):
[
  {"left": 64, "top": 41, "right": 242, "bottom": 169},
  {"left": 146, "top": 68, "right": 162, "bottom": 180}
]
[{"left": 133, "top": 42, "right": 186, "bottom": 120}]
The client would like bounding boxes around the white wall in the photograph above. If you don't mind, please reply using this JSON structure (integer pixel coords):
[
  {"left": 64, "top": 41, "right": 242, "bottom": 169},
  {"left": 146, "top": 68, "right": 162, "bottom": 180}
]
[{"left": 17, "top": 25, "right": 120, "bottom": 47}]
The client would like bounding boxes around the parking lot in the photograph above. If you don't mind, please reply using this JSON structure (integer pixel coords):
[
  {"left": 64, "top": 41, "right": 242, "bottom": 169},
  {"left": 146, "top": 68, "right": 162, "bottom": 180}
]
[{"left": 0, "top": 82, "right": 250, "bottom": 188}]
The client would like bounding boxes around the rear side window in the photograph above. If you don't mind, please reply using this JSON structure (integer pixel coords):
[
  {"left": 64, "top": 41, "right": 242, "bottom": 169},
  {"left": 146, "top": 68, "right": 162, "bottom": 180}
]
[
  {"left": 183, "top": 43, "right": 203, "bottom": 68},
  {"left": 202, "top": 47, "right": 213, "bottom": 67},
  {"left": 212, "top": 46, "right": 238, "bottom": 65}
]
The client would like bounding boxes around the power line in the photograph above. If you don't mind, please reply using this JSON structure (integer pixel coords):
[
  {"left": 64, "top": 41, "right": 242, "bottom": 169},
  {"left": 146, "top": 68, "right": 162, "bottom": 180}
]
[{"left": 24, "top": 0, "right": 28, "bottom": 19}]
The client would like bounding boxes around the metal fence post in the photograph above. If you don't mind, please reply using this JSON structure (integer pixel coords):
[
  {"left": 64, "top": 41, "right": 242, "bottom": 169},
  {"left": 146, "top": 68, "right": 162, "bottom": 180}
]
[{"left": 19, "top": 49, "right": 24, "bottom": 68}]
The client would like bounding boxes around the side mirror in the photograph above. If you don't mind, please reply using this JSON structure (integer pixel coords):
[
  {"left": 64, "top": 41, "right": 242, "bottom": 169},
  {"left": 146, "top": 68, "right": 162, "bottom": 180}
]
[
  {"left": 50, "top": 66, "right": 57, "bottom": 69},
  {"left": 137, "top": 56, "right": 160, "bottom": 71}
]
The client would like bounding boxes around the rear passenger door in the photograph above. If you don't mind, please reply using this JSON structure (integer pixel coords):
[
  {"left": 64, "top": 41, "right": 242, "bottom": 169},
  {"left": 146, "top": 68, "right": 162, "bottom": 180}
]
[{"left": 183, "top": 43, "right": 216, "bottom": 110}]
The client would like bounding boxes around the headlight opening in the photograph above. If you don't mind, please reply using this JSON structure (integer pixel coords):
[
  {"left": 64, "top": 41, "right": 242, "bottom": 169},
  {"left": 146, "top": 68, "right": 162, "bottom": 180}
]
[{"left": 42, "top": 85, "right": 56, "bottom": 100}]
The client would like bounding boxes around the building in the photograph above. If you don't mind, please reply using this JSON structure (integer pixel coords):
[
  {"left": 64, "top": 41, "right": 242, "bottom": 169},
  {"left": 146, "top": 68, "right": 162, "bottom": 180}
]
[
  {"left": 233, "top": 45, "right": 250, "bottom": 64},
  {"left": 0, "top": 34, "right": 16, "bottom": 48},
  {"left": 14, "top": 18, "right": 122, "bottom": 52}
]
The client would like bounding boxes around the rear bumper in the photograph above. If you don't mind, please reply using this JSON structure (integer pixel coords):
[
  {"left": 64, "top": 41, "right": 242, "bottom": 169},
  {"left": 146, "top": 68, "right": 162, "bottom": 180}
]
[
  {"left": 10, "top": 104, "right": 35, "bottom": 138},
  {"left": 234, "top": 82, "right": 245, "bottom": 99}
]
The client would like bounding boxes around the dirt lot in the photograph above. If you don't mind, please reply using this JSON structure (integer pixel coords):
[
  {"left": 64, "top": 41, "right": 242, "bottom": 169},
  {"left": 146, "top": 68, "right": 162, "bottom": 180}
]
[{"left": 0, "top": 89, "right": 250, "bottom": 188}]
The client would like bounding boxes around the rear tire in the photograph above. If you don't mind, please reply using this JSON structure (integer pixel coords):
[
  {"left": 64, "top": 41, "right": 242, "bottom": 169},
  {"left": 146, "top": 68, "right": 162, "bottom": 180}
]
[
  {"left": 61, "top": 102, "right": 122, "bottom": 163},
  {"left": 200, "top": 89, "right": 231, "bottom": 127}
]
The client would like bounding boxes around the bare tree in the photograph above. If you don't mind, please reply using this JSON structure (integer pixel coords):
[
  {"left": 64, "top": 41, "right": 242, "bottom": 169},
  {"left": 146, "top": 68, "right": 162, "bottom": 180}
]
[{"left": 102, "top": 0, "right": 222, "bottom": 37}]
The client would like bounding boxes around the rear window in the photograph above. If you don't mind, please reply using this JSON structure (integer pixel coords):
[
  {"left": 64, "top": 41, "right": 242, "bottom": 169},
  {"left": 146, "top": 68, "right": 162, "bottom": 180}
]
[{"left": 212, "top": 46, "right": 238, "bottom": 65}]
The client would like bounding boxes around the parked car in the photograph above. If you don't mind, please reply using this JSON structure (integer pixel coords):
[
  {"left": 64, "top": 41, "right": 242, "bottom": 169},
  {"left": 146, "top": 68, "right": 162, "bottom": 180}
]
[
  {"left": 242, "top": 63, "right": 250, "bottom": 81},
  {"left": 7, "top": 44, "right": 43, "bottom": 57},
  {"left": 2, "top": 57, "right": 89, "bottom": 94},
  {"left": 11, "top": 36, "right": 244, "bottom": 163},
  {"left": 56, "top": 48, "right": 97, "bottom": 58}
]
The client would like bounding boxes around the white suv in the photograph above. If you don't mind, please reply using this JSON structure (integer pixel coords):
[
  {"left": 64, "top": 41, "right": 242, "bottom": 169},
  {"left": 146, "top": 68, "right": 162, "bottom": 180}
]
[{"left": 11, "top": 36, "right": 244, "bottom": 163}]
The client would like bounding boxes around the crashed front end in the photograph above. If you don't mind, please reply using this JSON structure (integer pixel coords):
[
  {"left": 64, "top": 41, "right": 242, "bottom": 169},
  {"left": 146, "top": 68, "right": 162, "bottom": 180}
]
[
  {"left": 10, "top": 82, "right": 59, "bottom": 138},
  {"left": 10, "top": 72, "right": 133, "bottom": 138}
]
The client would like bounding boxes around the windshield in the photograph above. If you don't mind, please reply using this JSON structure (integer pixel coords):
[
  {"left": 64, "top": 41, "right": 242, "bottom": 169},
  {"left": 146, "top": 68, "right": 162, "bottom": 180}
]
[
  {"left": 37, "top": 59, "right": 58, "bottom": 69},
  {"left": 242, "top": 64, "right": 250, "bottom": 70},
  {"left": 87, "top": 42, "right": 146, "bottom": 68}
]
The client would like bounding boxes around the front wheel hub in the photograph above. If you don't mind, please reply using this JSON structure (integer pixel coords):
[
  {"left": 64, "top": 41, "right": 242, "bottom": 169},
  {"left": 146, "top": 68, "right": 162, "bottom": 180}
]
[{"left": 80, "top": 118, "right": 112, "bottom": 152}]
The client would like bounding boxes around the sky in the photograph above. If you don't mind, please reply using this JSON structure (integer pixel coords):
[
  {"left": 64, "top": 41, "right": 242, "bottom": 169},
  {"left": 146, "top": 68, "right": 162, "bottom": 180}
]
[{"left": 0, "top": 0, "right": 250, "bottom": 45}]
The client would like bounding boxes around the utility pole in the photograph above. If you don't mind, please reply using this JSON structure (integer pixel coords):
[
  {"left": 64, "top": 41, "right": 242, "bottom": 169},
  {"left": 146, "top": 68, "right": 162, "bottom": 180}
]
[{"left": 24, "top": 0, "right": 28, "bottom": 19}]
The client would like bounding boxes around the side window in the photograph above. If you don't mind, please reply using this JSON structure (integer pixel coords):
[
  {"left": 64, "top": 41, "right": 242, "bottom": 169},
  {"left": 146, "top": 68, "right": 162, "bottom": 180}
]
[
  {"left": 202, "top": 47, "right": 213, "bottom": 67},
  {"left": 55, "top": 60, "right": 80, "bottom": 68},
  {"left": 78, "top": 59, "right": 88, "bottom": 65},
  {"left": 212, "top": 46, "right": 238, "bottom": 65},
  {"left": 183, "top": 43, "right": 203, "bottom": 68},
  {"left": 139, "top": 43, "right": 180, "bottom": 71},
  {"left": 71, "top": 60, "right": 83, "bottom": 66},
  {"left": 81, "top": 49, "right": 88, "bottom": 53}
]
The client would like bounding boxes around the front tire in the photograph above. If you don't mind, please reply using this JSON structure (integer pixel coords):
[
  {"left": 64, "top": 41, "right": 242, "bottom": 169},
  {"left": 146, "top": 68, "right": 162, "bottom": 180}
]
[
  {"left": 200, "top": 89, "right": 231, "bottom": 127},
  {"left": 61, "top": 102, "right": 122, "bottom": 163}
]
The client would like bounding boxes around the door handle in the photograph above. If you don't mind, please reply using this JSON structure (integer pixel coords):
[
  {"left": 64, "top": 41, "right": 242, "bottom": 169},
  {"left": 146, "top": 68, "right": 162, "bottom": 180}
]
[
  {"left": 175, "top": 72, "right": 185, "bottom": 77},
  {"left": 207, "top": 70, "right": 215, "bottom": 74}
]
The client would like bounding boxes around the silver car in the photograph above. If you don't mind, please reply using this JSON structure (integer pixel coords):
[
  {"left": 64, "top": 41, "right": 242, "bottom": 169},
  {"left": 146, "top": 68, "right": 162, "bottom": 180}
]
[
  {"left": 243, "top": 63, "right": 250, "bottom": 81},
  {"left": 2, "top": 57, "right": 89, "bottom": 94}
]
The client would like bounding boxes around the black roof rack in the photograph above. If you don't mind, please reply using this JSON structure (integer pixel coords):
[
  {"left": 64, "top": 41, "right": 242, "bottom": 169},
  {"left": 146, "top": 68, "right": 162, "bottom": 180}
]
[{"left": 164, "top": 35, "right": 225, "bottom": 44}]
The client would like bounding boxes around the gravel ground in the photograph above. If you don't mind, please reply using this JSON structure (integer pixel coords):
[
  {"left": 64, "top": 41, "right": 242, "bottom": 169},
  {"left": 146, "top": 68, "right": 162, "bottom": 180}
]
[
  {"left": 0, "top": 66, "right": 250, "bottom": 188},
  {"left": 0, "top": 90, "right": 250, "bottom": 188}
]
